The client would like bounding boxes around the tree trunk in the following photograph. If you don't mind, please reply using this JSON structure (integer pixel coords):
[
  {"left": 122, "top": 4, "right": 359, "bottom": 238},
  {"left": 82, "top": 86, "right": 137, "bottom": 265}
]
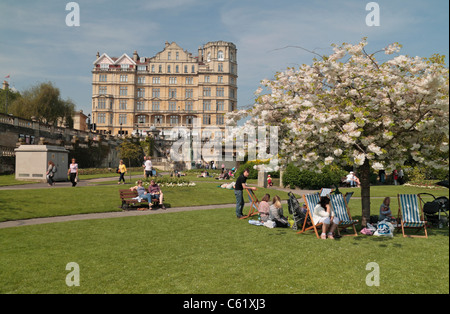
[{"left": 359, "top": 159, "right": 371, "bottom": 227}]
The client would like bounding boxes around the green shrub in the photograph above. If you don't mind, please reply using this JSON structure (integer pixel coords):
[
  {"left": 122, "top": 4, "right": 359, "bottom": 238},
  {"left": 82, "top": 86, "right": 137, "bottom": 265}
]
[
  {"left": 282, "top": 164, "right": 347, "bottom": 190},
  {"left": 235, "top": 160, "right": 280, "bottom": 180}
]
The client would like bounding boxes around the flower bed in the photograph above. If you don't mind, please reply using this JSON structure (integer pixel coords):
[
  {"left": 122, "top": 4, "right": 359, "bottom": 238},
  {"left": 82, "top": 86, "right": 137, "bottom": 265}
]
[{"left": 139, "top": 177, "right": 196, "bottom": 188}]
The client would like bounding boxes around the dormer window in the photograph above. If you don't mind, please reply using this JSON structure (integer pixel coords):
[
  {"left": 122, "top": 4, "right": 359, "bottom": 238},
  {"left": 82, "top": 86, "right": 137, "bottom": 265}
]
[{"left": 218, "top": 50, "right": 224, "bottom": 61}]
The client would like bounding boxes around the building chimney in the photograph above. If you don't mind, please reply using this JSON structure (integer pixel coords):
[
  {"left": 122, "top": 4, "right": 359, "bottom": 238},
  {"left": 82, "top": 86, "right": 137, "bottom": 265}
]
[
  {"left": 133, "top": 50, "right": 139, "bottom": 62},
  {"left": 198, "top": 46, "right": 203, "bottom": 62}
]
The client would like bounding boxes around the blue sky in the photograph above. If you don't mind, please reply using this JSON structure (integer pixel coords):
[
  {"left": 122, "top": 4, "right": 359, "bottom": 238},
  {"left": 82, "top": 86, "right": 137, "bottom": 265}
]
[{"left": 0, "top": 0, "right": 448, "bottom": 115}]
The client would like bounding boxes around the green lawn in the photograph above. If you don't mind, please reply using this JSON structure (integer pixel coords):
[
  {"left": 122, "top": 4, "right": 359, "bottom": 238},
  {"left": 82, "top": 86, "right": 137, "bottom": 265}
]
[
  {"left": 0, "top": 182, "right": 448, "bottom": 294},
  {"left": 0, "top": 206, "right": 448, "bottom": 294},
  {"left": 0, "top": 182, "right": 290, "bottom": 222}
]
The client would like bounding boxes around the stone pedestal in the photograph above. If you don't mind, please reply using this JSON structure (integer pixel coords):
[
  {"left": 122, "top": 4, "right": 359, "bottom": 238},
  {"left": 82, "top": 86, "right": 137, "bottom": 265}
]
[
  {"left": 257, "top": 170, "right": 268, "bottom": 188},
  {"left": 15, "top": 145, "right": 69, "bottom": 182}
]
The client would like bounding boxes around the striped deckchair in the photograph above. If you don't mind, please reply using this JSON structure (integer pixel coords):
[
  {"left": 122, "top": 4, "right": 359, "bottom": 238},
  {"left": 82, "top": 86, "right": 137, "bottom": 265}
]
[
  {"left": 320, "top": 188, "right": 333, "bottom": 197},
  {"left": 330, "top": 194, "right": 358, "bottom": 236},
  {"left": 239, "top": 188, "right": 259, "bottom": 219},
  {"left": 297, "top": 192, "right": 321, "bottom": 238},
  {"left": 397, "top": 194, "right": 428, "bottom": 238}
]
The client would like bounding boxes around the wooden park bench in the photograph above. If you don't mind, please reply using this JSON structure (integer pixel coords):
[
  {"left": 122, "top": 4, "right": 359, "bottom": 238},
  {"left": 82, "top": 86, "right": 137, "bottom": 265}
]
[{"left": 119, "top": 189, "right": 159, "bottom": 210}]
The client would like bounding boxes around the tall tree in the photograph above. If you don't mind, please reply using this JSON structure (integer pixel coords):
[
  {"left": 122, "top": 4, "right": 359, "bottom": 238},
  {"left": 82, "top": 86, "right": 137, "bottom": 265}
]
[
  {"left": 227, "top": 39, "right": 449, "bottom": 226},
  {"left": 10, "top": 82, "right": 75, "bottom": 127}
]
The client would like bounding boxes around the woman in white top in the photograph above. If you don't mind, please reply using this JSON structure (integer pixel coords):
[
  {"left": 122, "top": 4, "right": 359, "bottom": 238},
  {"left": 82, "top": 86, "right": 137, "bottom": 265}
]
[
  {"left": 67, "top": 158, "right": 79, "bottom": 187},
  {"left": 313, "top": 196, "right": 340, "bottom": 239}
]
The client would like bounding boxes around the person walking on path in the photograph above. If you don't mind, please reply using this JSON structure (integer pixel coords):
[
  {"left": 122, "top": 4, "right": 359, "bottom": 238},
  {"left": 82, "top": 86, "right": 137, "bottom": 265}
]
[
  {"left": 46, "top": 161, "right": 56, "bottom": 187},
  {"left": 67, "top": 158, "right": 78, "bottom": 187},
  {"left": 118, "top": 160, "right": 127, "bottom": 184},
  {"left": 143, "top": 156, "right": 153, "bottom": 178}
]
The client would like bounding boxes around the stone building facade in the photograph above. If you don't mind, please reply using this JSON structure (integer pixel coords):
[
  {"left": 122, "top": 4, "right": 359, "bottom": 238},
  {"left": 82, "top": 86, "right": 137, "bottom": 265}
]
[{"left": 91, "top": 41, "right": 238, "bottom": 137}]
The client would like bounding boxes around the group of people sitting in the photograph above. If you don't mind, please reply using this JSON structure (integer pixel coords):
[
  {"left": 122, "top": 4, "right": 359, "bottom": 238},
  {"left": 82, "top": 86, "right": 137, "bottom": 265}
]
[
  {"left": 130, "top": 179, "right": 166, "bottom": 210},
  {"left": 257, "top": 193, "right": 340, "bottom": 239}
]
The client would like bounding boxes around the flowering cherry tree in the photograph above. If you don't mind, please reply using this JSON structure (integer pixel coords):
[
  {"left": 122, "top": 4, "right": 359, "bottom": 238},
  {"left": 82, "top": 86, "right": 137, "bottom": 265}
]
[{"left": 227, "top": 39, "right": 449, "bottom": 225}]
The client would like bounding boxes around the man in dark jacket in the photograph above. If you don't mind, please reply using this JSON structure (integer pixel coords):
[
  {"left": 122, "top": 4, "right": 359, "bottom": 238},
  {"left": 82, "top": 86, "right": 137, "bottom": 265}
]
[{"left": 234, "top": 168, "right": 256, "bottom": 218}]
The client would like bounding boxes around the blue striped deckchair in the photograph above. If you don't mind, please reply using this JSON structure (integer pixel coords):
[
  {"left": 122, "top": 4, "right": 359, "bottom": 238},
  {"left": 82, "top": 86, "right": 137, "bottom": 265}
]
[
  {"left": 320, "top": 188, "right": 333, "bottom": 197},
  {"left": 330, "top": 194, "right": 358, "bottom": 236},
  {"left": 397, "top": 194, "right": 428, "bottom": 238},
  {"left": 297, "top": 192, "right": 321, "bottom": 238}
]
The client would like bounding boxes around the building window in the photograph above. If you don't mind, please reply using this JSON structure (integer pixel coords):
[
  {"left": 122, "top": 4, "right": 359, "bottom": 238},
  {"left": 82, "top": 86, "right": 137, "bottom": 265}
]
[
  {"left": 159, "top": 65, "right": 162, "bottom": 73},
  {"left": 218, "top": 63, "right": 223, "bottom": 72},
  {"left": 151, "top": 65, "right": 155, "bottom": 73},
  {"left": 168, "top": 102, "right": 177, "bottom": 111},
  {"left": 98, "top": 99, "right": 106, "bottom": 109},
  {"left": 168, "top": 52, "right": 171, "bottom": 60},
  {"left": 203, "top": 87, "right": 211, "bottom": 97},
  {"left": 152, "top": 77, "right": 160, "bottom": 84},
  {"left": 203, "top": 101, "right": 211, "bottom": 111},
  {"left": 119, "top": 114, "right": 127, "bottom": 125},
  {"left": 154, "top": 115, "right": 163, "bottom": 125},
  {"left": 185, "top": 89, "right": 193, "bottom": 99},
  {"left": 216, "top": 114, "right": 224, "bottom": 125},
  {"left": 203, "top": 114, "right": 211, "bottom": 125},
  {"left": 191, "top": 65, "right": 195, "bottom": 73},
  {"left": 119, "top": 86, "right": 127, "bottom": 96},
  {"left": 137, "top": 65, "right": 146, "bottom": 71},
  {"left": 185, "top": 101, "right": 193, "bottom": 112},
  {"left": 216, "top": 88, "right": 224, "bottom": 97},
  {"left": 137, "top": 115, "right": 146, "bottom": 124},
  {"left": 218, "top": 76, "right": 223, "bottom": 83},
  {"left": 184, "top": 65, "right": 188, "bottom": 73},
  {"left": 152, "top": 88, "right": 160, "bottom": 98},
  {"left": 119, "top": 100, "right": 127, "bottom": 110},
  {"left": 216, "top": 100, "right": 224, "bottom": 111},
  {"left": 99, "top": 74, "right": 107, "bottom": 82},
  {"left": 100, "top": 63, "right": 109, "bottom": 70},
  {"left": 97, "top": 113, "right": 106, "bottom": 124},
  {"left": 176, "top": 52, "right": 179, "bottom": 60},
  {"left": 169, "top": 77, "right": 177, "bottom": 84},
  {"left": 204, "top": 76, "right": 210, "bottom": 83},
  {"left": 137, "top": 88, "right": 145, "bottom": 98},
  {"left": 207, "top": 52, "right": 211, "bottom": 62},
  {"left": 167, "top": 65, "right": 171, "bottom": 73},
  {"left": 218, "top": 50, "right": 224, "bottom": 61},
  {"left": 169, "top": 88, "right": 177, "bottom": 99},
  {"left": 137, "top": 101, "right": 145, "bottom": 111},
  {"left": 99, "top": 86, "right": 107, "bottom": 95},
  {"left": 137, "top": 76, "right": 145, "bottom": 84},
  {"left": 186, "top": 115, "right": 195, "bottom": 125},
  {"left": 170, "top": 116, "right": 179, "bottom": 126},
  {"left": 175, "top": 65, "right": 179, "bottom": 73},
  {"left": 121, "top": 64, "right": 130, "bottom": 70},
  {"left": 186, "top": 77, "right": 193, "bottom": 85},
  {"left": 152, "top": 102, "right": 160, "bottom": 111}
]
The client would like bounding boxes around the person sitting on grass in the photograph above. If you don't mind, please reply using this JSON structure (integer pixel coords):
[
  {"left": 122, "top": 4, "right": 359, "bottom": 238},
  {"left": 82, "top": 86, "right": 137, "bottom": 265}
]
[
  {"left": 379, "top": 197, "right": 394, "bottom": 221},
  {"left": 313, "top": 196, "right": 340, "bottom": 239},
  {"left": 258, "top": 194, "right": 271, "bottom": 222},
  {"left": 130, "top": 180, "right": 153, "bottom": 209},
  {"left": 269, "top": 195, "right": 289, "bottom": 228},
  {"left": 148, "top": 180, "right": 166, "bottom": 209}
]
